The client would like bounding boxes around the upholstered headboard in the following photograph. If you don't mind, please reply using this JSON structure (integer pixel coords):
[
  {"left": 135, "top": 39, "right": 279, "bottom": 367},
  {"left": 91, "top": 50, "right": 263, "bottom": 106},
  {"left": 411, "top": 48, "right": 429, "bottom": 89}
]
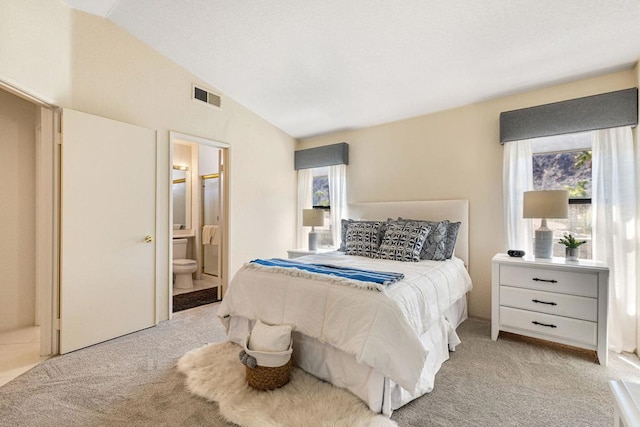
[{"left": 347, "top": 200, "right": 470, "bottom": 269}]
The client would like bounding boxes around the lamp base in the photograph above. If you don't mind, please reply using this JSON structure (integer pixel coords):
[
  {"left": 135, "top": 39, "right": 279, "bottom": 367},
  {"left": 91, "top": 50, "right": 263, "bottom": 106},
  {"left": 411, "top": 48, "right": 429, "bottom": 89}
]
[
  {"left": 308, "top": 231, "right": 318, "bottom": 251},
  {"left": 534, "top": 228, "right": 554, "bottom": 258}
]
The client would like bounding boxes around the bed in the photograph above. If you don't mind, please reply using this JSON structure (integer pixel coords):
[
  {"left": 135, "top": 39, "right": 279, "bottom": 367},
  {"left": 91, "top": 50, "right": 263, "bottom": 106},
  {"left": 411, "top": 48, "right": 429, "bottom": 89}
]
[{"left": 218, "top": 200, "right": 472, "bottom": 415}]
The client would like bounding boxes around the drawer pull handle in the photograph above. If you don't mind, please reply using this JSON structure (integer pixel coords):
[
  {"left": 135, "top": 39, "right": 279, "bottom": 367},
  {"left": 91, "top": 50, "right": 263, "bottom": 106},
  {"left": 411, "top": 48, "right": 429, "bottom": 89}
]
[
  {"left": 532, "top": 321, "right": 557, "bottom": 328},
  {"left": 532, "top": 277, "right": 558, "bottom": 283},
  {"left": 532, "top": 299, "right": 557, "bottom": 306}
]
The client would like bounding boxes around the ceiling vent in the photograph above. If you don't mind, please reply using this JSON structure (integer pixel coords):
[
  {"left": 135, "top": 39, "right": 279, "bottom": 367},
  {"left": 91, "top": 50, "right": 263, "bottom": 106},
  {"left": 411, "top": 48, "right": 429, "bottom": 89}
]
[{"left": 192, "top": 84, "right": 221, "bottom": 109}]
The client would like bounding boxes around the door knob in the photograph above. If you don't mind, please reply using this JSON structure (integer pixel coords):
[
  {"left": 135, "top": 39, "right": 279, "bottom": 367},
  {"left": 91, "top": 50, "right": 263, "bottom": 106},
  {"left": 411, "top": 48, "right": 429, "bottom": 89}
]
[{"left": 143, "top": 235, "right": 153, "bottom": 243}]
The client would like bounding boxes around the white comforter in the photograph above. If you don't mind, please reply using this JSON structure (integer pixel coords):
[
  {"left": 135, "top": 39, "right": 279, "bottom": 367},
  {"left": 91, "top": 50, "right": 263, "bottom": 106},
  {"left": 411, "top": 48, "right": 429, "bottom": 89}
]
[{"left": 218, "top": 252, "right": 472, "bottom": 393}]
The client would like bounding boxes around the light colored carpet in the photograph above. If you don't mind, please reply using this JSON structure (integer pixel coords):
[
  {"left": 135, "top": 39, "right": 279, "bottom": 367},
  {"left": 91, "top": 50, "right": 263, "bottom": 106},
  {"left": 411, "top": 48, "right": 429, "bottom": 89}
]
[
  {"left": 178, "top": 341, "right": 395, "bottom": 426},
  {"left": 393, "top": 320, "right": 640, "bottom": 426},
  {"left": 0, "top": 304, "right": 231, "bottom": 427},
  {"left": 1, "top": 302, "right": 639, "bottom": 426}
]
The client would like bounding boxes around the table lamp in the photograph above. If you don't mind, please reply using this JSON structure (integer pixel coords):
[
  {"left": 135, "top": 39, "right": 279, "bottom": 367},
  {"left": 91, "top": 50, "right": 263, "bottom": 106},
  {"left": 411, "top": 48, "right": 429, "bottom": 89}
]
[
  {"left": 303, "top": 209, "right": 325, "bottom": 251},
  {"left": 523, "top": 190, "right": 568, "bottom": 258}
]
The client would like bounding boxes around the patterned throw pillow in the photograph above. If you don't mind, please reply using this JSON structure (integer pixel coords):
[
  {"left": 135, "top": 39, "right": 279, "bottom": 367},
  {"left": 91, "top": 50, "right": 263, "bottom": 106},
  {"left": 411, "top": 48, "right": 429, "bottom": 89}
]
[
  {"left": 339, "top": 219, "right": 389, "bottom": 251},
  {"left": 397, "top": 218, "right": 449, "bottom": 261},
  {"left": 338, "top": 219, "right": 348, "bottom": 251},
  {"left": 345, "top": 221, "right": 383, "bottom": 257},
  {"left": 376, "top": 223, "right": 431, "bottom": 262},
  {"left": 338, "top": 219, "right": 352, "bottom": 251},
  {"left": 444, "top": 222, "right": 461, "bottom": 259}
]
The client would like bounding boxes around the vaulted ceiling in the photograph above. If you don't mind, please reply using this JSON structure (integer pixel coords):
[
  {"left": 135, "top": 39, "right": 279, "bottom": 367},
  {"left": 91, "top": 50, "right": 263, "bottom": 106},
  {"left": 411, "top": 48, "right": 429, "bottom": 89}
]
[{"left": 61, "top": 0, "right": 640, "bottom": 138}]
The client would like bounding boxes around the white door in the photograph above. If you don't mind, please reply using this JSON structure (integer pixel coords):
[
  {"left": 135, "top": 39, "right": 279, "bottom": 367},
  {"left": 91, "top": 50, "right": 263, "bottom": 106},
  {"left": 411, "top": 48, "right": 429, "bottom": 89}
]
[{"left": 60, "top": 109, "right": 157, "bottom": 354}]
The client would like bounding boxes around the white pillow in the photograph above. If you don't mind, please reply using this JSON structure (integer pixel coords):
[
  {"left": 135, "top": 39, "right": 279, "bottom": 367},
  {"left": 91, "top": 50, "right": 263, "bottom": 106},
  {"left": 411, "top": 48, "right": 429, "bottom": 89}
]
[{"left": 248, "top": 320, "right": 292, "bottom": 352}]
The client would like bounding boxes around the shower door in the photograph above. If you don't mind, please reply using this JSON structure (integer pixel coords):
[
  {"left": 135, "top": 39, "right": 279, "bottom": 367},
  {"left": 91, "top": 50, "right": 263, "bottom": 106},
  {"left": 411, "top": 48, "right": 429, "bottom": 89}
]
[{"left": 202, "top": 173, "right": 220, "bottom": 276}]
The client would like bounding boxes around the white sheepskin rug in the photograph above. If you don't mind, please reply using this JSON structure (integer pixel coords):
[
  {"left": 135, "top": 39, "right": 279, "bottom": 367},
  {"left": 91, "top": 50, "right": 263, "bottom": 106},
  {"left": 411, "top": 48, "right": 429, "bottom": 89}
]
[{"left": 177, "top": 341, "right": 397, "bottom": 427}]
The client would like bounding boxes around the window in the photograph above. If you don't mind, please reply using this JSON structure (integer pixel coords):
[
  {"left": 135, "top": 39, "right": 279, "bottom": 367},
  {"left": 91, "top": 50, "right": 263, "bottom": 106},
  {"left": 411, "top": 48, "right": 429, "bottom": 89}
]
[
  {"left": 312, "top": 167, "right": 329, "bottom": 208},
  {"left": 531, "top": 133, "right": 592, "bottom": 259},
  {"left": 311, "top": 167, "right": 333, "bottom": 248}
]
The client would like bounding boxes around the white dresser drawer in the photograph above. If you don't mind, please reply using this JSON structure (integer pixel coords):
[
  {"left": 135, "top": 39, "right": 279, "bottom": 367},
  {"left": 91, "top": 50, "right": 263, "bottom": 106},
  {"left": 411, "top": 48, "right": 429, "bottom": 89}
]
[
  {"left": 492, "top": 254, "right": 609, "bottom": 365},
  {"left": 500, "top": 265, "right": 597, "bottom": 298},
  {"left": 500, "top": 286, "right": 597, "bottom": 322},
  {"left": 500, "top": 306, "right": 597, "bottom": 347}
]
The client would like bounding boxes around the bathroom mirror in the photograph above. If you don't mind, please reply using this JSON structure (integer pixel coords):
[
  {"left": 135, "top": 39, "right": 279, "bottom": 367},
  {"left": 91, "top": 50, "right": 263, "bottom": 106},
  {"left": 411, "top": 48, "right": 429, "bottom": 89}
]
[{"left": 173, "top": 166, "right": 191, "bottom": 231}]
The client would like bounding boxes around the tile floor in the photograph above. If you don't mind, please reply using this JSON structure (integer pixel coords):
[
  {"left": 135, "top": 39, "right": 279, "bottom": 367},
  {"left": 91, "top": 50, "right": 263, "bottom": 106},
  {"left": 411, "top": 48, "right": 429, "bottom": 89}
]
[
  {"left": 173, "top": 278, "right": 218, "bottom": 296},
  {"left": 0, "top": 326, "right": 48, "bottom": 387}
]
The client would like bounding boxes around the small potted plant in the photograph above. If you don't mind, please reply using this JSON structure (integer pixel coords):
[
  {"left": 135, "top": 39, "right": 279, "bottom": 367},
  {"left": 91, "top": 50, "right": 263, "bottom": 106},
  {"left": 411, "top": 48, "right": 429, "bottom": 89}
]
[{"left": 559, "top": 233, "right": 586, "bottom": 261}]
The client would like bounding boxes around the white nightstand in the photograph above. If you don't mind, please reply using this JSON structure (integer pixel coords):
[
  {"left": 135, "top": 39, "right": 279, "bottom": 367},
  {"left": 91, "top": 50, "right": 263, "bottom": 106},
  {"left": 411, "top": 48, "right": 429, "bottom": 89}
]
[
  {"left": 491, "top": 253, "right": 609, "bottom": 365},
  {"left": 286, "top": 248, "right": 332, "bottom": 259}
]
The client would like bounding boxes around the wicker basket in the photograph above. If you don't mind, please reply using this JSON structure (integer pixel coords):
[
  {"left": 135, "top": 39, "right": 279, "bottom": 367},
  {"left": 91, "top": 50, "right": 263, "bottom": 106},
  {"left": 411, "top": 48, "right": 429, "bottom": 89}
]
[{"left": 245, "top": 358, "right": 292, "bottom": 391}]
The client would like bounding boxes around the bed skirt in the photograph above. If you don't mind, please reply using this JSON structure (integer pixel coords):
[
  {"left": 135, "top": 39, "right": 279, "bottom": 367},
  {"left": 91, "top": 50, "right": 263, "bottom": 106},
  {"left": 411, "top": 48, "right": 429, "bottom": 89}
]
[{"left": 225, "top": 295, "right": 468, "bottom": 416}]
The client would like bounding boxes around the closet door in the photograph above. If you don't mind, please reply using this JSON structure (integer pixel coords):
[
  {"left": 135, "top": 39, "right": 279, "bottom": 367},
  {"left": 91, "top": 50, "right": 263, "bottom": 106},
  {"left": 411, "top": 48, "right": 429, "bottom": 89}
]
[{"left": 60, "top": 109, "right": 157, "bottom": 354}]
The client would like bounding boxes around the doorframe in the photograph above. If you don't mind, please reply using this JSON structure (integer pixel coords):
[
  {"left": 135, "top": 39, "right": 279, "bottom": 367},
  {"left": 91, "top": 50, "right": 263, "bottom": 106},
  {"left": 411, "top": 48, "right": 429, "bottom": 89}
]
[
  {"left": 168, "top": 131, "right": 230, "bottom": 317},
  {"left": 36, "top": 106, "right": 61, "bottom": 356},
  {"left": 0, "top": 78, "right": 59, "bottom": 356}
]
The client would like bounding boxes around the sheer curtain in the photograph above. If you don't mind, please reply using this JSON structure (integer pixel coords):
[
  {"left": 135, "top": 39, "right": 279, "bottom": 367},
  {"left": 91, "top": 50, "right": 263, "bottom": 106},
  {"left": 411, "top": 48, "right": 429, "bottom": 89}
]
[
  {"left": 503, "top": 139, "right": 534, "bottom": 252},
  {"left": 296, "top": 169, "right": 313, "bottom": 249},
  {"left": 592, "top": 126, "right": 637, "bottom": 353},
  {"left": 328, "top": 164, "right": 347, "bottom": 248}
]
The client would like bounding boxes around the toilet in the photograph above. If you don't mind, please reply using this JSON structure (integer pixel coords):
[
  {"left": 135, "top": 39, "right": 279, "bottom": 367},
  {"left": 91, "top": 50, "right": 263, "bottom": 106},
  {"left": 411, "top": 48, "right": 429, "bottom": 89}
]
[{"left": 173, "top": 238, "right": 198, "bottom": 289}]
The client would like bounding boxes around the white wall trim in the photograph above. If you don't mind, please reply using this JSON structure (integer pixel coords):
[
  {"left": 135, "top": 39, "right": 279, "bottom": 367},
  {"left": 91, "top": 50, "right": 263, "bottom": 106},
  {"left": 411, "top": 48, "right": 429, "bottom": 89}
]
[
  {"left": 35, "top": 107, "right": 58, "bottom": 356},
  {"left": 0, "top": 75, "right": 57, "bottom": 108},
  {"left": 170, "top": 131, "right": 231, "bottom": 149}
]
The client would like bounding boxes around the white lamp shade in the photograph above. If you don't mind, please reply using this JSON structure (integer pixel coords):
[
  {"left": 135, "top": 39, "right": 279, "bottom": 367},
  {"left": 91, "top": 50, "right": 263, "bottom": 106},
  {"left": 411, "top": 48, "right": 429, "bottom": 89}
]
[
  {"left": 523, "top": 190, "right": 568, "bottom": 219},
  {"left": 303, "top": 209, "right": 324, "bottom": 227}
]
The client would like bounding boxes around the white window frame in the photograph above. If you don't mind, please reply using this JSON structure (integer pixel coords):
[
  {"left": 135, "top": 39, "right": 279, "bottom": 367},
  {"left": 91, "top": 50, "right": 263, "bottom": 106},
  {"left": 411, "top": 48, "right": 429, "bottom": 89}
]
[{"left": 531, "top": 132, "right": 593, "bottom": 259}]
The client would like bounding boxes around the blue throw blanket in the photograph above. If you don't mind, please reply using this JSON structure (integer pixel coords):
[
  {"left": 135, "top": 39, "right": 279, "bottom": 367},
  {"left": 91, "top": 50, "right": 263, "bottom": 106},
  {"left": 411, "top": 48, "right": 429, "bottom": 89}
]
[{"left": 250, "top": 258, "right": 404, "bottom": 286}]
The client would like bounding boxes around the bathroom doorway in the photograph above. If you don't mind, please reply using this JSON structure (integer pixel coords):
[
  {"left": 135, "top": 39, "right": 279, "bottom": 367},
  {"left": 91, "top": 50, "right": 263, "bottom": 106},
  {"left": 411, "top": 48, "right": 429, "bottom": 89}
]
[{"left": 169, "top": 132, "right": 229, "bottom": 314}]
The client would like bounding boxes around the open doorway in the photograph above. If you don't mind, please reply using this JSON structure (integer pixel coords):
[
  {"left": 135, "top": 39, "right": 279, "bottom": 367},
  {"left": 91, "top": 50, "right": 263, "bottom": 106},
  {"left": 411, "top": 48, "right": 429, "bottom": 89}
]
[
  {"left": 0, "top": 83, "right": 57, "bottom": 384},
  {"left": 169, "top": 132, "right": 229, "bottom": 314}
]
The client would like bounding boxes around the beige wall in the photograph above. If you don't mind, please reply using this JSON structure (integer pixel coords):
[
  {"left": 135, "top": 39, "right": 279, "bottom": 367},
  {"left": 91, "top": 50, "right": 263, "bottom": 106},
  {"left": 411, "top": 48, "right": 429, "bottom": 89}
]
[
  {"left": 0, "top": 89, "right": 37, "bottom": 331},
  {"left": 300, "top": 69, "right": 637, "bottom": 320},
  {"left": 0, "top": 0, "right": 298, "bottom": 321},
  {"left": 0, "top": 0, "right": 72, "bottom": 104},
  {"left": 173, "top": 143, "right": 192, "bottom": 168}
]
